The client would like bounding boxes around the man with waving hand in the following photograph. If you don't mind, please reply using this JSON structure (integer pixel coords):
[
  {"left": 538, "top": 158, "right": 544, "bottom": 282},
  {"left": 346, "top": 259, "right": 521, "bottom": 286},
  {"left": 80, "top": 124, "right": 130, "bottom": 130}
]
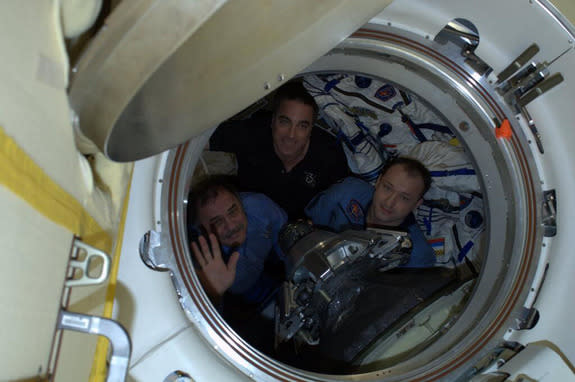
[{"left": 187, "top": 175, "right": 288, "bottom": 315}]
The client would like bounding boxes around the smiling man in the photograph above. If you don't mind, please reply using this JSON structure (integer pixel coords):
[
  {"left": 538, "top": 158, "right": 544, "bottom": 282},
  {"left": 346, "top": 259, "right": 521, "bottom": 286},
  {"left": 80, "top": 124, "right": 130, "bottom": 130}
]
[
  {"left": 305, "top": 157, "right": 436, "bottom": 268},
  {"left": 271, "top": 97, "right": 313, "bottom": 172},
  {"left": 210, "top": 81, "right": 349, "bottom": 220},
  {"left": 188, "top": 176, "right": 287, "bottom": 304},
  {"left": 187, "top": 175, "right": 288, "bottom": 356}
]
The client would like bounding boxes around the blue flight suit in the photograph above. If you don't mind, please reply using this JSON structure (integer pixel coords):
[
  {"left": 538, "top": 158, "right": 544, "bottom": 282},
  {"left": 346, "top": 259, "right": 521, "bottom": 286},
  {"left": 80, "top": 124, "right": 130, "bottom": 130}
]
[
  {"left": 305, "top": 177, "right": 436, "bottom": 268},
  {"left": 219, "top": 192, "right": 288, "bottom": 305}
]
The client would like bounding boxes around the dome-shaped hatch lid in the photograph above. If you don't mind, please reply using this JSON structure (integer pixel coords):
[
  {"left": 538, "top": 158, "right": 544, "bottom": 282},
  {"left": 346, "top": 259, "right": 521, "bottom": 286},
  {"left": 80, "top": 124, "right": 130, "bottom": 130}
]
[{"left": 69, "top": 0, "right": 392, "bottom": 162}]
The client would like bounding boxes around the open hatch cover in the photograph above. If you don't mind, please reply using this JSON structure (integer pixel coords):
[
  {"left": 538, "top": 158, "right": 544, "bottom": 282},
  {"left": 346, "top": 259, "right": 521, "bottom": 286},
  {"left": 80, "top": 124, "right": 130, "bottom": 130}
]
[{"left": 69, "top": 0, "right": 392, "bottom": 162}]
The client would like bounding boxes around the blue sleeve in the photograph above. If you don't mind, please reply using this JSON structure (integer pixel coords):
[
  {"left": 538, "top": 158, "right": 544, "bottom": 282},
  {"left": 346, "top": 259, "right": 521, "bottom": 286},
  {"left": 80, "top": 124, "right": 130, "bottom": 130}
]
[
  {"left": 243, "top": 193, "right": 287, "bottom": 259},
  {"left": 268, "top": 199, "right": 288, "bottom": 260},
  {"left": 305, "top": 177, "right": 372, "bottom": 232},
  {"left": 402, "top": 223, "right": 437, "bottom": 268},
  {"left": 304, "top": 184, "right": 340, "bottom": 228}
]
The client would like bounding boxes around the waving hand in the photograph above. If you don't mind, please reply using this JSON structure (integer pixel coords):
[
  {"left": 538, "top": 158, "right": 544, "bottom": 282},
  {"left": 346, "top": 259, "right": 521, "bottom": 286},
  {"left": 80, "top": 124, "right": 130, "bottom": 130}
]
[{"left": 191, "top": 233, "right": 240, "bottom": 299}]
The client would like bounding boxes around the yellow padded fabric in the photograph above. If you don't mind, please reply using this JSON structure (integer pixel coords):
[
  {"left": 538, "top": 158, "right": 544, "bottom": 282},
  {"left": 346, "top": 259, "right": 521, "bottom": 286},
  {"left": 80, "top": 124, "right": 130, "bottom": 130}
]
[{"left": 0, "top": 126, "right": 112, "bottom": 252}]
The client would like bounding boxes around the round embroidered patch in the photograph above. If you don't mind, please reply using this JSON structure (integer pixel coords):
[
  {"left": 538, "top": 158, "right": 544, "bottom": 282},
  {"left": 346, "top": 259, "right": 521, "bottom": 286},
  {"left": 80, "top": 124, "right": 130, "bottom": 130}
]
[
  {"left": 346, "top": 199, "right": 364, "bottom": 224},
  {"left": 378, "top": 123, "right": 393, "bottom": 137}
]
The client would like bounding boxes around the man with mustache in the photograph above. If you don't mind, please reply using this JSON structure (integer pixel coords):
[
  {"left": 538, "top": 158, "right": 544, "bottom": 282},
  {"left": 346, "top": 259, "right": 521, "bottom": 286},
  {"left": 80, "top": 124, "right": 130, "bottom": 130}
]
[
  {"left": 188, "top": 175, "right": 287, "bottom": 311},
  {"left": 305, "top": 157, "right": 436, "bottom": 268},
  {"left": 210, "top": 81, "right": 349, "bottom": 220}
]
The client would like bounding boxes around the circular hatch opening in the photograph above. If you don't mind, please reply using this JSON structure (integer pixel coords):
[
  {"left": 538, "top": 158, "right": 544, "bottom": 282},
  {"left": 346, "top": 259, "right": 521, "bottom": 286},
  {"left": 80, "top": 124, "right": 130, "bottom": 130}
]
[{"left": 160, "top": 24, "right": 543, "bottom": 381}]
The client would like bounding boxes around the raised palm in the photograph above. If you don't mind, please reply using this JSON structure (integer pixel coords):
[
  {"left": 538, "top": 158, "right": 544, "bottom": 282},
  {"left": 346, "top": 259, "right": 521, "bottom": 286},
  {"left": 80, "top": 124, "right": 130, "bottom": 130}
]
[{"left": 191, "top": 233, "right": 239, "bottom": 298}]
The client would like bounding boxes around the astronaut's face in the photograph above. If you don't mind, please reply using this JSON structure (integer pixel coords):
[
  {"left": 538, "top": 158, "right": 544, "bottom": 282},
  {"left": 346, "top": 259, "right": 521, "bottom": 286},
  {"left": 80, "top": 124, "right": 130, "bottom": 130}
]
[
  {"left": 271, "top": 99, "right": 314, "bottom": 166},
  {"left": 369, "top": 164, "right": 425, "bottom": 227},
  {"left": 197, "top": 189, "right": 248, "bottom": 248}
]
